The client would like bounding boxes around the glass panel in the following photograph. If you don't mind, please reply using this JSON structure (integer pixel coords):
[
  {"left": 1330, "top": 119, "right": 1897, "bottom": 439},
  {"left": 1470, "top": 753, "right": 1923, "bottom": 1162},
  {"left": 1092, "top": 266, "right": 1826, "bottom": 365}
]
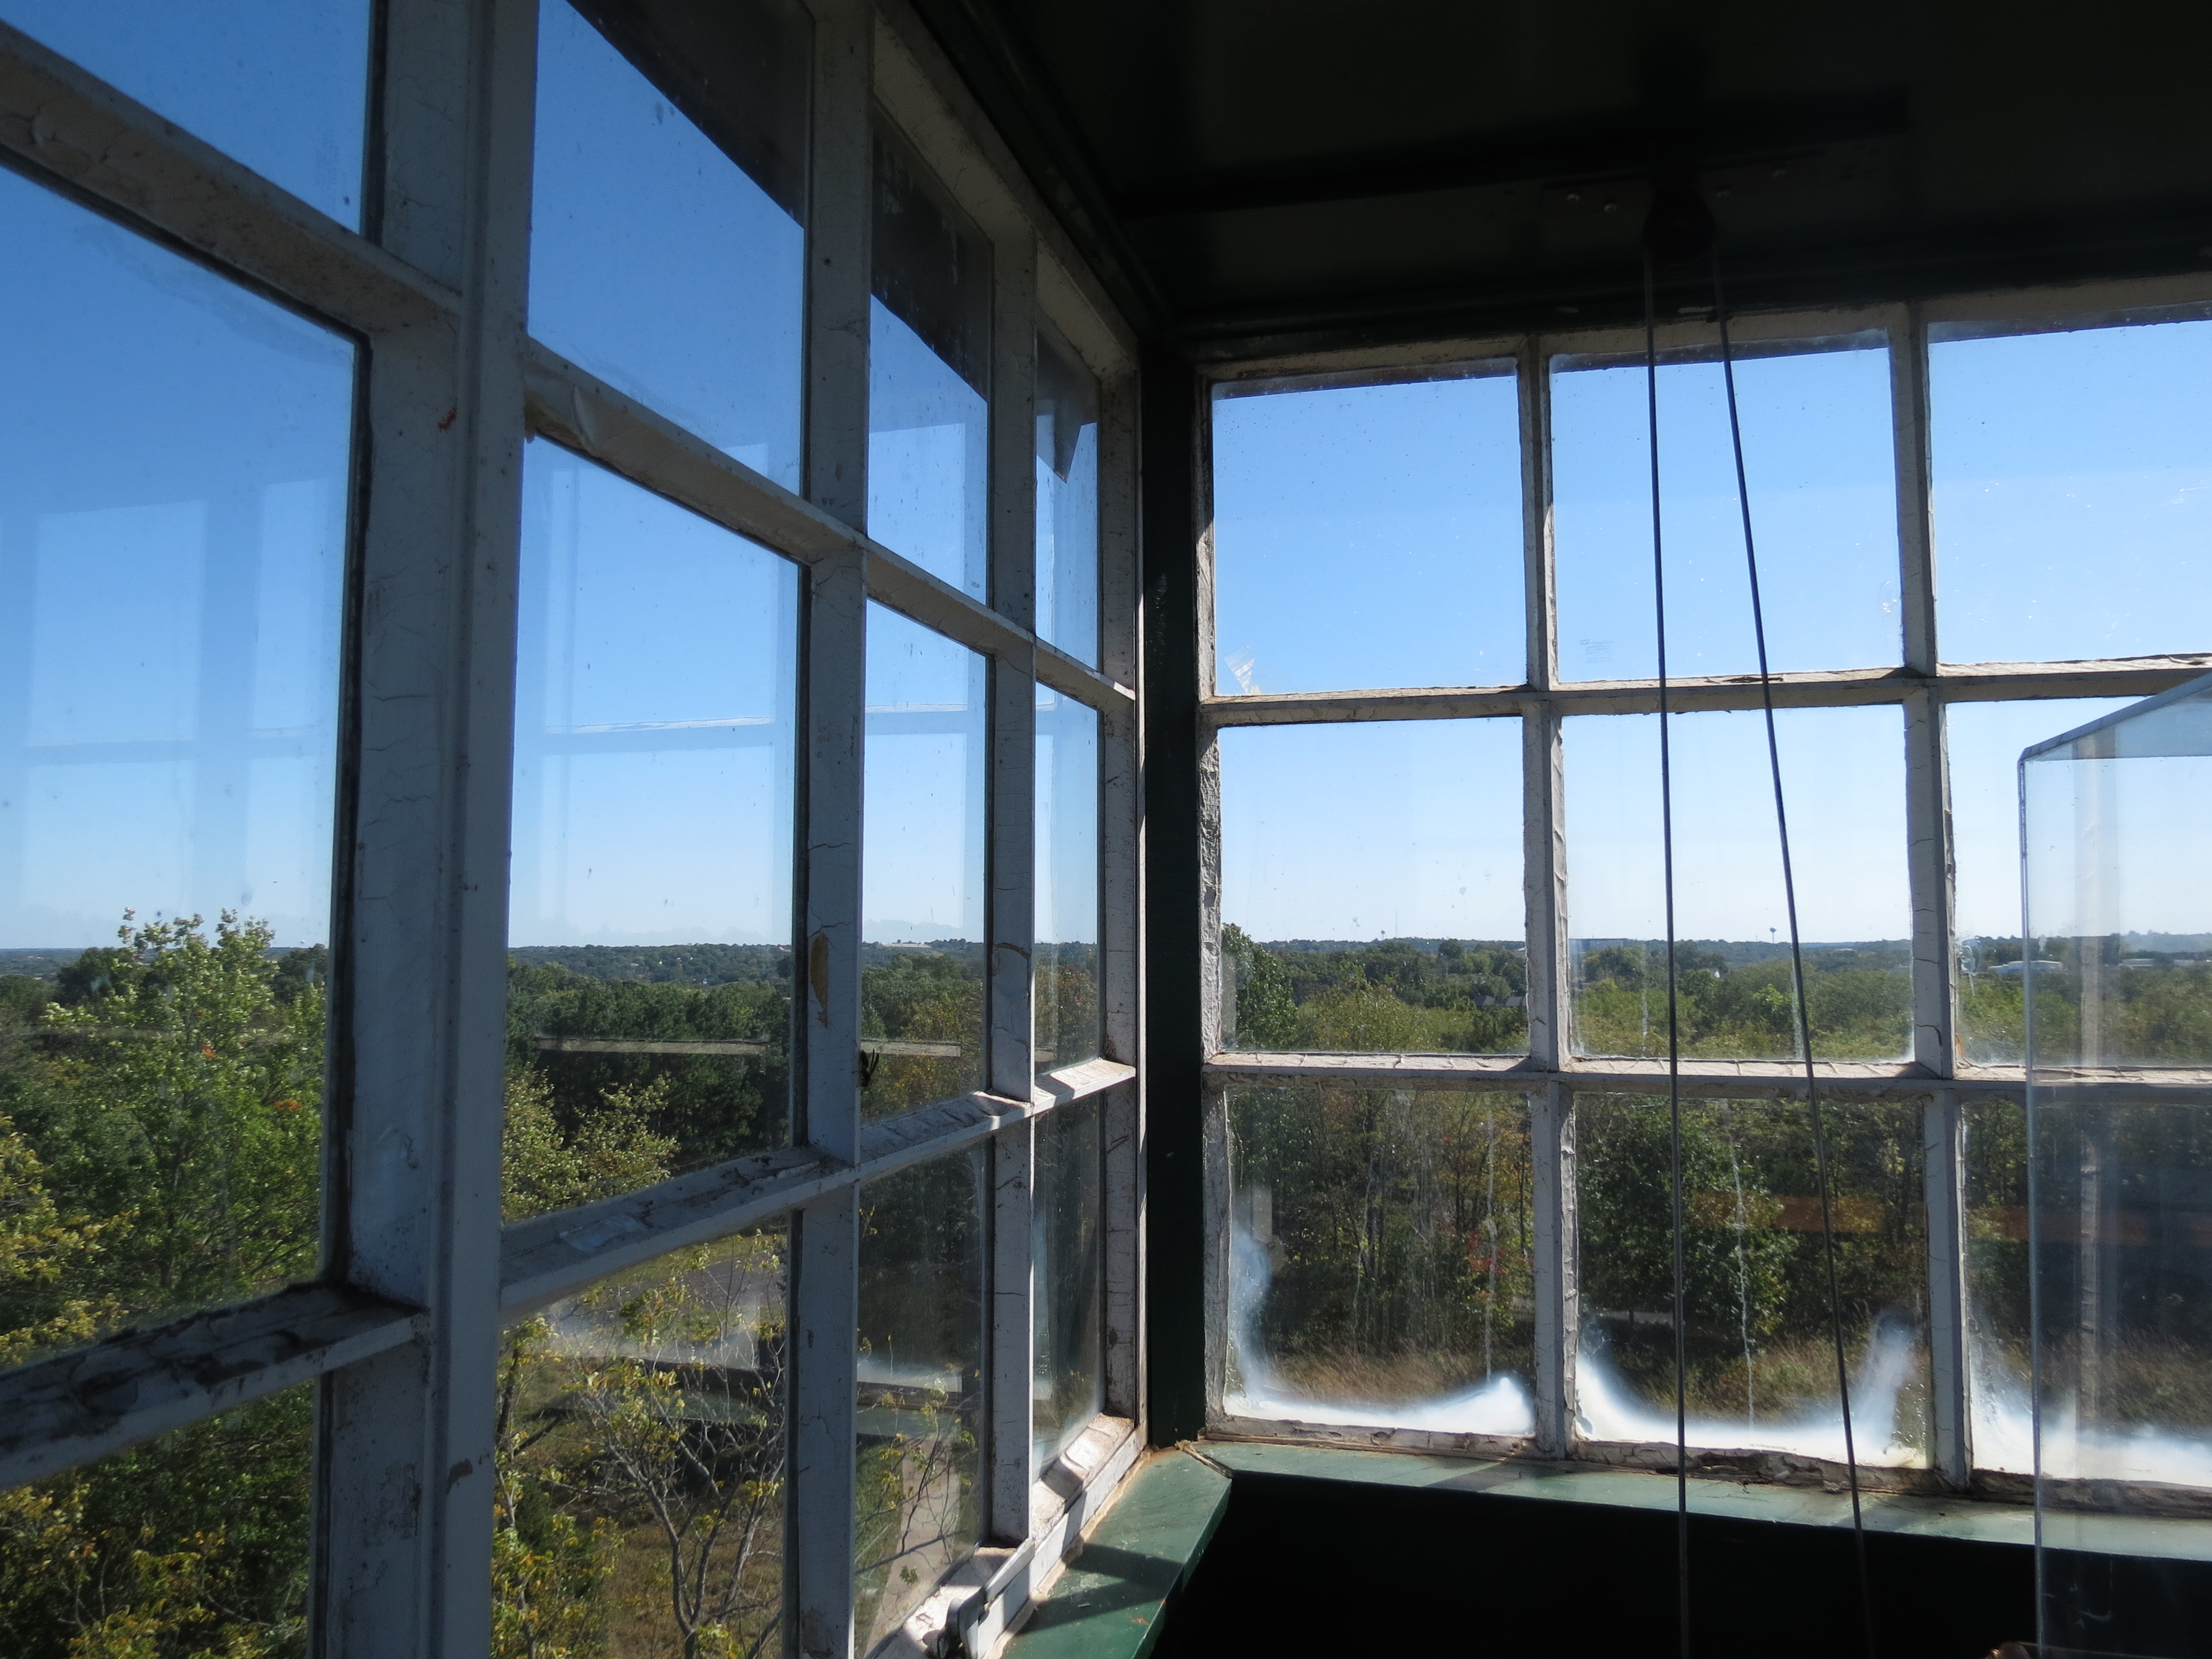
[
  {"left": 1574, "top": 1093, "right": 1931, "bottom": 1465},
  {"left": 1564, "top": 707, "right": 1911, "bottom": 1061},
  {"left": 1035, "top": 690, "right": 1099, "bottom": 1077},
  {"left": 1552, "top": 338, "right": 1900, "bottom": 683},
  {"left": 1218, "top": 720, "right": 1527, "bottom": 1055},
  {"left": 870, "top": 126, "right": 991, "bottom": 598},
  {"left": 530, "top": 0, "right": 810, "bottom": 487},
  {"left": 507, "top": 441, "right": 798, "bottom": 1212},
  {"left": 1033, "top": 1094, "right": 1105, "bottom": 1471},
  {"left": 495, "top": 1225, "right": 787, "bottom": 1656},
  {"left": 862, "top": 606, "right": 986, "bottom": 1118},
  {"left": 0, "top": 0, "right": 369, "bottom": 225},
  {"left": 1227, "top": 1086, "right": 1535, "bottom": 1434},
  {"left": 856, "top": 1147, "right": 984, "bottom": 1650},
  {"left": 1947, "top": 698, "right": 2130, "bottom": 1065},
  {"left": 1932, "top": 319, "right": 2212, "bottom": 666},
  {"left": 1964, "top": 1094, "right": 2033, "bottom": 1473},
  {"left": 1210, "top": 366, "right": 1521, "bottom": 695},
  {"left": 1036, "top": 327, "right": 1101, "bottom": 666},
  {"left": 0, "top": 1381, "right": 310, "bottom": 1652},
  {"left": 0, "top": 172, "right": 351, "bottom": 1360}
]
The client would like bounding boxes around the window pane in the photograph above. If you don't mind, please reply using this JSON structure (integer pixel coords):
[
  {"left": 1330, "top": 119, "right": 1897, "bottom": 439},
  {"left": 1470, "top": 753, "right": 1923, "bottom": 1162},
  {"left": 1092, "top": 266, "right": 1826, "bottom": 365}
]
[
  {"left": 530, "top": 0, "right": 810, "bottom": 487},
  {"left": 1574, "top": 1093, "right": 1931, "bottom": 1465},
  {"left": 0, "top": 0, "right": 368, "bottom": 225},
  {"left": 1036, "top": 325, "right": 1101, "bottom": 666},
  {"left": 0, "top": 1381, "right": 310, "bottom": 1652},
  {"left": 1034, "top": 1094, "right": 1105, "bottom": 1471},
  {"left": 1948, "top": 697, "right": 2130, "bottom": 1065},
  {"left": 1564, "top": 707, "right": 1911, "bottom": 1061},
  {"left": 0, "top": 171, "right": 351, "bottom": 1359},
  {"left": 1964, "top": 1094, "right": 2032, "bottom": 1473},
  {"left": 1932, "top": 319, "right": 2212, "bottom": 665},
  {"left": 507, "top": 441, "right": 799, "bottom": 1211},
  {"left": 1552, "top": 340, "right": 1900, "bottom": 682},
  {"left": 495, "top": 1225, "right": 787, "bottom": 1653},
  {"left": 1227, "top": 1086, "right": 1535, "bottom": 1435},
  {"left": 1036, "top": 690, "right": 1099, "bottom": 1077},
  {"left": 870, "top": 127, "right": 991, "bottom": 598},
  {"left": 862, "top": 606, "right": 986, "bottom": 1118},
  {"left": 857, "top": 1147, "right": 984, "bottom": 1650},
  {"left": 1211, "top": 366, "right": 1522, "bottom": 695},
  {"left": 1219, "top": 720, "right": 1526, "bottom": 1055}
]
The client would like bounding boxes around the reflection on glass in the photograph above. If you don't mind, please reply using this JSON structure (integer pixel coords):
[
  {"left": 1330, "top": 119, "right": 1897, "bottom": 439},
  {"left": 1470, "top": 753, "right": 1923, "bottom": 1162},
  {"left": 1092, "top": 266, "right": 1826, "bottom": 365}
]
[
  {"left": 1035, "top": 691, "right": 1099, "bottom": 1077},
  {"left": 0, "top": 170, "right": 351, "bottom": 1361},
  {"left": 856, "top": 1149, "right": 984, "bottom": 1650},
  {"left": 2019, "top": 685, "right": 2212, "bottom": 1655},
  {"left": 496, "top": 1227, "right": 786, "bottom": 1655},
  {"left": 0, "top": 1380, "right": 310, "bottom": 1651},
  {"left": 1211, "top": 366, "right": 1521, "bottom": 695},
  {"left": 0, "top": 0, "right": 369, "bottom": 225},
  {"left": 1574, "top": 1093, "right": 1930, "bottom": 1464},
  {"left": 1963, "top": 1095, "right": 2032, "bottom": 1473},
  {"left": 1552, "top": 340, "right": 1900, "bottom": 683},
  {"left": 1036, "top": 326, "right": 1101, "bottom": 666},
  {"left": 530, "top": 0, "right": 809, "bottom": 486},
  {"left": 1564, "top": 707, "right": 1911, "bottom": 1061},
  {"left": 508, "top": 441, "right": 798, "bottom": 1206},
  {"left": 1033, "top": 1095, "right": 1104, "bottom": 1470},
  {"left": 1227, "top": 1087, "right": 1535, "bottom": 1434},
  {"left": 1947, "top": 698, "right": 2129, "bottom": 1064},
  {"left": 1218, "top": 720, "right": 1526, "bottom": 1055},
  {"left": 870, "top": 126, "right": 990, "bottom": 597},
  {"left": 862, "top": 606, "right": 986, "bottom": 1118},
  {"left": 1932, "top": 319, "right": 2212, "bottom": 666}
]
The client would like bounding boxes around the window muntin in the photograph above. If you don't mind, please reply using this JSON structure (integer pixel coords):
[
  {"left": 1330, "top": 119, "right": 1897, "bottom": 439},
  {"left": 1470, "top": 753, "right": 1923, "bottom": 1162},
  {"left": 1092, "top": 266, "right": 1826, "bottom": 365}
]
[
  {"left": 1552, "top": 338, "right": 1900, "bottom": 684},
  {"left": 1033, "top": 1093, "right": 1105, "bottom": 1472},
  {"left": 1931, "top": 318, "right": 2212, "bottom": 666},
  {"left": 529, "top": 0, "right": 809, "bottom": 486},
  {"left": 1036, "top": 325, "right": 1102, "bottom": 666},
  {"left": 869, "top": 125, "right": 992, "bottom": 599},
  {"left": 1035, "top": 689, "right": 1100, "bottom": 1077},
  {"left": 1219, "top": 719, "right": 1527, "bottom": 1055},
  {"left": 0, "top": 0, "right": 371, "bottom": 226},
  {"left": 861, "top": 604, "right": 987, "bottom": 1118},
  {"left": 1227, "top": 1086, "right": 1537, "bottom": 1436},
  {"left": 1210, "top": 364, "right": 1522, "bottom": 696},
  {"left": 855, "top": 1146, "right": 985, "bottom": 1650},
  {"left": 1574, "top": 1092, "right": 1931, "bottom": 1465},
  {"left": 1563, "top": 706, "right": 1912, "bottom": 1062}
]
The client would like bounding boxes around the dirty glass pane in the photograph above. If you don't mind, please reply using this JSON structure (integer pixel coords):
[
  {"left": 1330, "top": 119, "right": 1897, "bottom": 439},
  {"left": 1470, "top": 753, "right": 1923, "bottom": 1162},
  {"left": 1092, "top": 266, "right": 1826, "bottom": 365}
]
[
  {"left": 870, "top": 126, "right": 992, "bottom": 598},
  {"left": 1931, "top": 319, "right": 2212, "bottom": 666},
  {"left": 1211, "top": 364, "right": 1522, "bottom": 695},
  {"left": 856, "top": 1147, "right": 985, "bottom": 1651},
  {"left": 1035, "top": 690, "right": 1099, "bottom": 1078},
  {"left": 0, "top": 0, "right": 369, "bottom": 225},
  {"left": 1036, "top": 325, "right": 1101, "bottom": 666},
  {"left": 0, "top": 170, "right": 351, "bottom": 1363},
  {"left": 1034, "top": 1094, "right": 1104, "bottom": 1471},
  {"left": 507, "top": 441, "right": 799, "bottom": 1211},
  {"left": 1552, "top": 337, "right": 1900, "bottom": 682},
  {"left": 1564, "top": 707, "right": 1911, "bottom": 1061},
  {"left": 862, "top": 605, "right": 987, "bottom": 1118},
  {"left": 530, "top": 0, "right": 810, "bottom": 487},
  {"left": 1218, "top": 719, "right": 1526, "bottom": 1055},
  {"left": 1947, "top": 698, "right": 2129, "bottom": 1065},
  {"left": 1963, "top": 1095, "right": 2033, "bottom": 1473},
  {"left": 495, "top": 1225, "right": 787, "bottom": 1655},
  {"left": 1227, "top": 1086, "right": 1535, "bottom": 1435},
  {"left": 0, "top": 1381, "right": 311, "bottom": 1655},
  {"left": 1574, "top": 1093, "right": 1931, "bottom": 1465}
]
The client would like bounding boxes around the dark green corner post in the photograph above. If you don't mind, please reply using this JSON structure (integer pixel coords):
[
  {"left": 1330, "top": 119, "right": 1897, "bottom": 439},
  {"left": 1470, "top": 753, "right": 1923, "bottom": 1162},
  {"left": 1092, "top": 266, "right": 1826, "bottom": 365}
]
[{"left": 1140, "top": 343, "right": 1208, "bottom": 1446}]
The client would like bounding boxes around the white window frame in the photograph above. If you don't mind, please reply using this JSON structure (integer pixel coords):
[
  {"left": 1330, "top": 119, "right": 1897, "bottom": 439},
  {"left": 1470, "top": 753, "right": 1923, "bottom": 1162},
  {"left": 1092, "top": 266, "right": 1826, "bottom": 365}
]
[
  {"left": 1195, "top": 279, "right": 2212, "bottom": 1493},
  {"left": 0, "top": 2, "right": 1146, "bottom": 1656}
]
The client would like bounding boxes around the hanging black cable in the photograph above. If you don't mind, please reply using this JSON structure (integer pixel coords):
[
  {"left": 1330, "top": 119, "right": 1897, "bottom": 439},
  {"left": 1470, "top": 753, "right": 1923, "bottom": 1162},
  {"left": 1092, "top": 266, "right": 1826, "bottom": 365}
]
[{"left": 1707, "top": 251, "right": 1879, "bottom": 1659}]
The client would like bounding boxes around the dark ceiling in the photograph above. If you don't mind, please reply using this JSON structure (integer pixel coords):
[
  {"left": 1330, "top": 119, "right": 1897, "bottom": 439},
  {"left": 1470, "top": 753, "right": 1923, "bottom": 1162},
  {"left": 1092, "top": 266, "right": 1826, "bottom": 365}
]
[{"left": 906, "top": 0, "right": 2212, "bottom": 357}]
